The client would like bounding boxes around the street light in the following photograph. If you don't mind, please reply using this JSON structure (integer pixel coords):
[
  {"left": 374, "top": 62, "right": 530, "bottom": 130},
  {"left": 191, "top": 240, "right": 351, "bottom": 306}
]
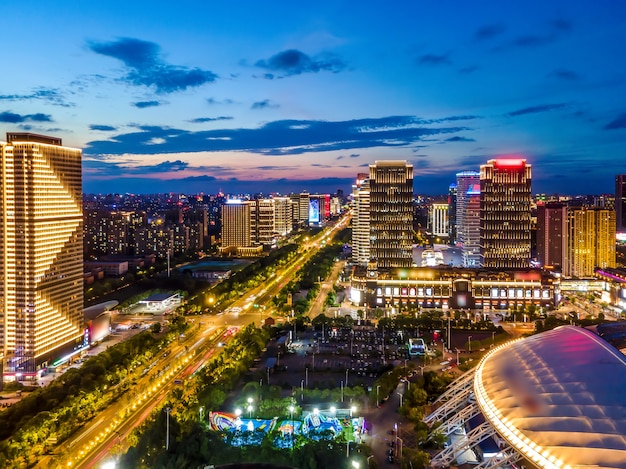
[
  {"left": 468, "top": 336, "right": 472, "bottom": 353},
  {"left": 352, "top": 460, "right": 360, "bottom": 469},
  {"left": 376, "top": 385, "right": 381, "bottom": 407},
  {"left": 397, "top": 392, "right": 403, "bottom": 408}
]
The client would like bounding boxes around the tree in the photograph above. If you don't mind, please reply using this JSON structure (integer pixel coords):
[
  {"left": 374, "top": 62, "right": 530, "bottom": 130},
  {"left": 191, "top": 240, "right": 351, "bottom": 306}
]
[{"left": 151, "top": 322, "right": 162, "bottom": 334}]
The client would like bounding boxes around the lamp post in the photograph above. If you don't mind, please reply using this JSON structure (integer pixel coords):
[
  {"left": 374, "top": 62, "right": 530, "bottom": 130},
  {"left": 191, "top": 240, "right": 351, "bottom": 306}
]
[
  {"left": 468, "top": 336, "right": 472, "bottom": 353},
  {"left": 376, "top": 385, "right": 381, "bottom": 407},
  {"left": 341, "top": 381, "right": 344, "bottom": 402},
  {"left": 346, "top": 368, "right": 349, "bottom": 387},
  {"left": 247, "top": 404, "right": 253, "bottom": 418},
  {"left": 492, "top": 331, "right": 496, "bottom": 343},
  {"left": 289, "top": 404, "right": 295, "bottom": 449},
  {"left": 456, "top": 348, "right": 459, "bottom": 366},
  {"left": 199, "top": 406, "right": 204, "bottom": 422},
  {"left": 165, "top": 407, "right": 171, "bottom": 450},
  {"left": 397, "top": 392, "right": 403, "bottom": 408}
]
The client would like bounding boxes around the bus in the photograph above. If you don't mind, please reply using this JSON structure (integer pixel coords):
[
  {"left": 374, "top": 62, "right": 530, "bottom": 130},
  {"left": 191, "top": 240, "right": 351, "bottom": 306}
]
[{"left": 408, "top": 338, "right": 426, "bottom": 356}]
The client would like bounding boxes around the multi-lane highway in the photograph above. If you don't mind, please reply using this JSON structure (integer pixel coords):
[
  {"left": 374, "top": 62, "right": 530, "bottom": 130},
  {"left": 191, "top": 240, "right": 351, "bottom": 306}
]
[{"left": 46, "top": 214, "right": 350, "bottom": 469}]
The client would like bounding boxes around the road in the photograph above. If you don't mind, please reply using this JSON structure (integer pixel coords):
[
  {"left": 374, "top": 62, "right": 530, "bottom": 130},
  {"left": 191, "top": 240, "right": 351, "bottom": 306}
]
[{"left": 42, "top": 214, "right": 351, "bottom": 469}]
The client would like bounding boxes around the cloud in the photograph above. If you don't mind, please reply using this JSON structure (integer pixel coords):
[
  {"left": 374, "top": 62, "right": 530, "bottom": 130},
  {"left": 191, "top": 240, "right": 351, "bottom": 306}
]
[
  {"left": 251, "top": 99, "right": 279, "bottom": 110},
  {"left": 207, "top": 98, "right": 235, "bottom": 105},
  {"left": 506, "top": 103, "right": 568, "bottom": 117},
  {"left": 604, "top": 113, "right": 626, "bottom": 130},
  {"left": 84, "top": 115, "right": 473, "bottom": 158},
  {"left": 350, "top": 153, "right": 360, "bottom": 158},
  {"left": 90, "top": 124, "right": 117, "bottom": 131},
  {"left": 255, "top": 49, "right": 347, "bottom": 77},
  {"left": 88, "top": 37, "right": 217, "bottom": 93},
  {"left": 133, "top": 100, "right": 162, "bottom": 108},
  {"left": 0, "top": 87, "right": 74, "bottom": 107},
  {"left": 494, "top": 19, "right": 572, "bottom": 51},
  {"left": 445, "top": 136, "right": 476, "bottom": 142},
  {"left": 418, "top": 53, "right": 452, "bottom": 66},
  {"left": 188, "top": 116, "right": 233, "bottom": 123},
  {"left": 548, "top": 69, "right": 580, "bottom": 81},
  {"left": 474, "top": 24, "right": 506, "bottom": 41},
  {"left": 0, "top": 111, "right": 53, "bottom": 123}
]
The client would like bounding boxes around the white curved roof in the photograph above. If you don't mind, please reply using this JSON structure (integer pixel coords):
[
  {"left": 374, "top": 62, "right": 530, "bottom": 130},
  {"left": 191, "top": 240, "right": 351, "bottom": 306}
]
[{"left": 474, "top": 325, "right": 626, "bottom": 469}]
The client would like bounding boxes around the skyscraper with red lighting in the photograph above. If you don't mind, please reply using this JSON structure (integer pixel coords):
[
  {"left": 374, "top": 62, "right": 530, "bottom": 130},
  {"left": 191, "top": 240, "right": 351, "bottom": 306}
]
[{"left": 480, "top": 159, "right": 532, "bottom": 268}]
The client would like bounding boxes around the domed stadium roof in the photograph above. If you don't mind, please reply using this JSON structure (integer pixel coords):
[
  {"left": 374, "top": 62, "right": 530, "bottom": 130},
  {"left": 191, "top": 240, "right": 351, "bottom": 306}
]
[{"left": 475, "top": 325, "right": 626, "bottom": 469}]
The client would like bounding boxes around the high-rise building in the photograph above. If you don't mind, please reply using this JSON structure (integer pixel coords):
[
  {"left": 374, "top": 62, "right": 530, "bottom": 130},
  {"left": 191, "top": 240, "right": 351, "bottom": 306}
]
[
  {"left": 455, "top": 171, "right": 480, "bottom": 250},
  {"left": 480, "top": 159, "right": 532, "bottom": 268},
  {"left": 273, "top": 197, "right": 293, "bottom": 237},
  {"left": 563, "top": 207, "right": 616, "bottom": 277},
  {"left": 462, "top": 183, "right": 481, "bottom": 267},
  {"left": 352, "top": 178, "right": 370, "bottom": 266},
  {"left": 430, "top": 203, "right": 449, "bottom": 239},
  {"left": 536, "top": 202, "right": 567, "bottom": 269},
  {"left": 220, "top": 200, "right": 252, "bottom": 253},
  {"left": 0, "top": 133, "right": 84, "bottom": 373},
  {"left": 369, "top": 161, "right": 414, "bottom": 269},
  {"left": 447, "top": 183, "right": 457, "bottom": 244},
  {"left": 616, "top": 174, "right": 626, "bottom": 233}
]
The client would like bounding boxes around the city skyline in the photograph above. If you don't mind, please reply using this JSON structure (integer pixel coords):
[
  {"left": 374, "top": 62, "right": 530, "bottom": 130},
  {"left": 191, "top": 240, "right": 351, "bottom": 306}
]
[{"left": 1, "top": 1, "right": 625, "bottom": 195}]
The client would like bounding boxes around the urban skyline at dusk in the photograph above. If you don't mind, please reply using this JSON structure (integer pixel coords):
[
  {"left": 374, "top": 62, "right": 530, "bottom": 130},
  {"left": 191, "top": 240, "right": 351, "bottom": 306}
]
[{"left": 1, "top": 1, "right": 625, "bottom": 195}]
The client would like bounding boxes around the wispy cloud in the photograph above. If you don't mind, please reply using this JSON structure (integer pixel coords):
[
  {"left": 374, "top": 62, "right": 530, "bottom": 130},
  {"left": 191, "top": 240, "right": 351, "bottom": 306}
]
[
  {"left": 0, "top": 87, "right": 74, "bottom": 107},
  {"left": 133, "top": 100, "right": 162, "bottom": 108},
  {"left": 604, "top": 113, "right": 626, "bottom": 130},
  {"left": 90, "top": 124, "right": 117, "bottom": 131},
  {"left": 417, "top": 53, "right": 452, "bottom": 66},
  {"left": 251, "top": 99, "right": 279, "bottom": 110},
  {"left": 474, "top": 24, "right": 506, "bottom": 41},
  {"left": 207, "top": 98, "right": 235, "bottom": 106},
  {"left": 255, "top": 49, "right": 347, "bottom": 78},
  {"left": 88, "top": 37, "right": 217, "bottom": 93},
  {"left": 188, "top": 116, "right": 233, "bottom": 123},
  {"left": 85, "top": 115, "right": 473, "bottom": 158},
  {"left": 445, "top": 136, "right": 476, "bottom": 142},
  {"left": 494, "top": 18, "right": 572, "bottom": 51},
  {"left": 548, "top": 69, "right": 580, "bottom": 81},
  {"left": 506, "top": 103, "right": 568, "bottom": 117},
  {"left": 0, "top": 111, "right": 52, "bottom": 123}
]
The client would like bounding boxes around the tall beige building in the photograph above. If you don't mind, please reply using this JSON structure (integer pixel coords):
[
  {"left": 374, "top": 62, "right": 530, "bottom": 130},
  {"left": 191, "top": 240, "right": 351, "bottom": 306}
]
[
  {"left": 0, "top": 133, "right": 84, "bottom": 373},
  {"left": 563, "top": 207, "right": 616, "bottom": 277},
  {"left": 480, "top": 159, "right": 532, "bottom": 268},
  {"left": 369, "top": 161, "right": 414, "bottom": 269}
]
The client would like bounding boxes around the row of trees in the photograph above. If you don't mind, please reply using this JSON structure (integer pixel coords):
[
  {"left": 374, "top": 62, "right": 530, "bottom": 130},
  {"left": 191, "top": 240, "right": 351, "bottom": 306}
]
[{"left": 0, "top": 318, "right": 190, "bottom": 467}]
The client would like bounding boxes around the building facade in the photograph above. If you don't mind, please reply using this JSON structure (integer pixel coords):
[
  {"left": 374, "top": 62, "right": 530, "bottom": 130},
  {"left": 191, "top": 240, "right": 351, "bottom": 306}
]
[
  {"left": 536, "top": 202, "right": 567, "bottom": 269},
  {"left": 480, "top": 159, "right": 532, "bottom": 268},
  {"left": 351, "top": 266, "right": 557, "bottom": 311},
  {"left": 0, "top": 133, "right": 84, "bottom": 374},
  {"left": 563, "top": 207, "right": 616, "bottom": 277},
  {"left": 368, "top": 161, "right": 414, "bottom": 269},
  {"left": 462, "top": 183, "right": 481, "bottom": 267},
  {"left": 430, "top": 203, "right": 449, "bottom": 239},
  {"left": 455, "top": 171, "right": 480, "bottom": 251},
  {"left": 352, "top": 178, "right": 371, "bottom": 266}
]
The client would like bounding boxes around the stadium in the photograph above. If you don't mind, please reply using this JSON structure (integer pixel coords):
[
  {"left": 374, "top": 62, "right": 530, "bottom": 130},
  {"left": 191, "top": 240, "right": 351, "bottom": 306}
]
[{"left": 425, "top": 325, "right": 626, "bottom": 469}]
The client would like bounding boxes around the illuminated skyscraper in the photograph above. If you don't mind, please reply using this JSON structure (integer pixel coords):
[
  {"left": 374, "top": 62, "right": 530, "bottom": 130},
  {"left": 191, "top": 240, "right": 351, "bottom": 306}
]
[
  {"left": 480, "top": 159, "right": 532, "bottom": 268},
  {"left": 429, "top": 203, "right": 449, "bottom": 239},
  {"left": 352, "top": 178, "right": 371, "bottom": 266},
  {"left": 455, "top": 171, "right": 480, "bottom": 251},
  {"left": 462, "top": 184, "right": 481, "bottom": 267},
  {"left": 563, "top": 207, "right": 616, "bottom": 277},
  {"left": 536, "top": 202, "right": 567, "bottom": 269},
  {"left": 0, "top": 133, "right": 83, "bottom": 373},
  {"left": 369, "top": 161, "right": 414, "bottom": 269}
]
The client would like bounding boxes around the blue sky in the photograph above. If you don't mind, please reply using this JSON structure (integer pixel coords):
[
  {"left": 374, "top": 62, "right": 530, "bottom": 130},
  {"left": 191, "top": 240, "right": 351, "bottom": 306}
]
[{"left": 1, "top": 0, "right": 625, "bottom": 195}]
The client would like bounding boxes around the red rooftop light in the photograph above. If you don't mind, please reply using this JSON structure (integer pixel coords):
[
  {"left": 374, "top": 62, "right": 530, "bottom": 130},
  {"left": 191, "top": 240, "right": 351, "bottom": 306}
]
[{"left": 494, "top": 158, "right": 526, "bottom": 168}]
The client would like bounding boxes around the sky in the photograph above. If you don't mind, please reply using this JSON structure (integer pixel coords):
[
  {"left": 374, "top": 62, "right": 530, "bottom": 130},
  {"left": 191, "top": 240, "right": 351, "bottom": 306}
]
[{"left": 1, "top": 0, "right": 625, "bottom": 196}]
